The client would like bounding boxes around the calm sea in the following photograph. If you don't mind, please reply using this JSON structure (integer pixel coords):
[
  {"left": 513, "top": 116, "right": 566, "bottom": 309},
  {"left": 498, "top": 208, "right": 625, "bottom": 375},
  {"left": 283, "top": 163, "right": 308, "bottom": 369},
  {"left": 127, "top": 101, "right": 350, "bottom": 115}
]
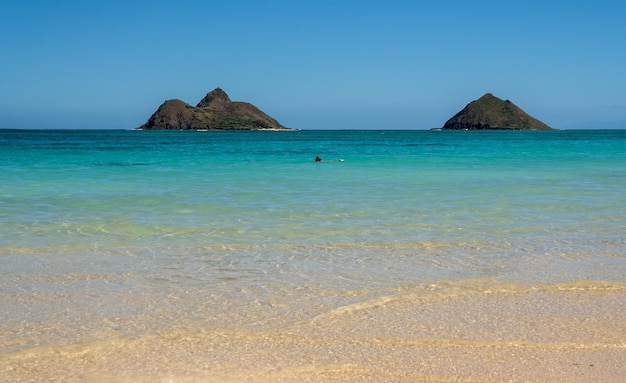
[{"left": 1, "top": 129, "right": 625, "bottom": 381}]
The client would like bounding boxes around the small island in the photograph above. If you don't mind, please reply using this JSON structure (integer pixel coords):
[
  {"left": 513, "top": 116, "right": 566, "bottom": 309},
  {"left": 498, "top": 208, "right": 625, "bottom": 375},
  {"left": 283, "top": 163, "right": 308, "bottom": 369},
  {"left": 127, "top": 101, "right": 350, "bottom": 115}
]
[
  {"left": 138, "top": 88, "right": 291, "bottom": 130},
  {"left": 439, "top": 93, "right": 553, "bottom": 130}
]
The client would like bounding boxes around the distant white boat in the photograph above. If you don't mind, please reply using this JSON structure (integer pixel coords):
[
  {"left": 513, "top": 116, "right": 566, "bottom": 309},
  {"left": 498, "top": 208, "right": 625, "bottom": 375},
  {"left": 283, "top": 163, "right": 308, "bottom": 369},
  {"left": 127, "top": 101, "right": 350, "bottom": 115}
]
[{"left": 196, "top": 129, "right": 209, "bottom": 132}]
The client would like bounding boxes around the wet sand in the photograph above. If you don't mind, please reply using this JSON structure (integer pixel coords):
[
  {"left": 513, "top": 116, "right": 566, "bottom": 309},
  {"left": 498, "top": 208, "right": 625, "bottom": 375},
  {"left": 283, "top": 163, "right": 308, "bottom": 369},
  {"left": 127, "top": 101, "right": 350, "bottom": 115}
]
[{"left": 1, "top": 282, "right": 624, "bottom": 382}]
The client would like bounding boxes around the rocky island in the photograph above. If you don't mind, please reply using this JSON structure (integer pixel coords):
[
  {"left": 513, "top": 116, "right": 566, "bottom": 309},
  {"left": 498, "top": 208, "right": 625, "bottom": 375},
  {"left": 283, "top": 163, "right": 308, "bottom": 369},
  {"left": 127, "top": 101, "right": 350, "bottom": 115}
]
[
  {"left": 439, "top": 93, "right": 553, "bottom": 130},
  {"left": 139, "top": 88, "right": 290, "bottom": 130}
]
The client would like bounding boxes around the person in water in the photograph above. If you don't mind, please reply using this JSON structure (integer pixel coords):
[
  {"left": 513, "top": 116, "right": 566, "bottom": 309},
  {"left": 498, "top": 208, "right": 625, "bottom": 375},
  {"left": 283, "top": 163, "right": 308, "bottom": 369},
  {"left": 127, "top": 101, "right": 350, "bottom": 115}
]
[{"left": 315, "top": 156, "right": 343, "bottom": 162}]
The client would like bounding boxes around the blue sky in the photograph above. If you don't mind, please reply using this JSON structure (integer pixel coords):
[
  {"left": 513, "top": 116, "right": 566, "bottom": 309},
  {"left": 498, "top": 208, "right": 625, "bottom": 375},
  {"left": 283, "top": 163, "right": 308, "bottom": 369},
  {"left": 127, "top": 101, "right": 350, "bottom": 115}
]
[{"left": 1, "top": 1, "right": 625, "bottom": 129}]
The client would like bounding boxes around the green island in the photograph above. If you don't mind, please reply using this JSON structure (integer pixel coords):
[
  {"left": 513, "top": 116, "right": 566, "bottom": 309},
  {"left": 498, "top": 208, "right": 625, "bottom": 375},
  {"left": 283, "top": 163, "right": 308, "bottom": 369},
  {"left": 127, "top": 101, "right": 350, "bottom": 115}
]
[
  {"left": 437, "top": 93, "right": 553, "bottom": 130},
  {"left": 139, "top": 88, "right": 552, "bottom": 131},
  {"left": 138, "top": 88, "right": 291, "bottom": 130}
]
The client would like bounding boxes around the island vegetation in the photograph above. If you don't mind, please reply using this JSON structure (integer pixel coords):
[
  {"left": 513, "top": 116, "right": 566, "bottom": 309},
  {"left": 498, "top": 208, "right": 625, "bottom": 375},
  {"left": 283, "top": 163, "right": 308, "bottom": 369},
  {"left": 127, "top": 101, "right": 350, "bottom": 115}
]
[
  {"left": 439, "top": 93, "right": 553, "bottom": 130},
  {"left": 139, "top": 88, "right": 290, "bottom": 130},
  {"left": 139, "top": 88, "right": 553, "bottom": 131}
]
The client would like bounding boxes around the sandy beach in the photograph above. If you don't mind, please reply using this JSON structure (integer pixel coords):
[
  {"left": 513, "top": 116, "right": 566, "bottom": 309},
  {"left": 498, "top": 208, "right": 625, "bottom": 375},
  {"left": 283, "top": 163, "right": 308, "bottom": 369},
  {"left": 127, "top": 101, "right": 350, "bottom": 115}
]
[{"left": 2, "top": 281, "right": 624, "bottom": 383}]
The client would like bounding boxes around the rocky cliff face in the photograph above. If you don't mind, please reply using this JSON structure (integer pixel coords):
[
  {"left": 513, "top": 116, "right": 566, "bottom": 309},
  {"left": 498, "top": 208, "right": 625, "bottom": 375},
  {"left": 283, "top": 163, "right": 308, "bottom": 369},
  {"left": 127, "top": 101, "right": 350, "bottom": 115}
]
[
  {"left": 139, "top": 88, "right": 290, "bottom": 130},
  {"left": 441, "top": 93, "right": 552, "bottom": 130}
]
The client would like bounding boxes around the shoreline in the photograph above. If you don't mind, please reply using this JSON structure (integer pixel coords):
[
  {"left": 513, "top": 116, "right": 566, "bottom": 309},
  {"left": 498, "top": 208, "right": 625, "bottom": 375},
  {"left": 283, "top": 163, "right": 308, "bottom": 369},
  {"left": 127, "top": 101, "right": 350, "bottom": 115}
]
[{"left": 2, "top": 280, "right": 624, "bottom": 382}]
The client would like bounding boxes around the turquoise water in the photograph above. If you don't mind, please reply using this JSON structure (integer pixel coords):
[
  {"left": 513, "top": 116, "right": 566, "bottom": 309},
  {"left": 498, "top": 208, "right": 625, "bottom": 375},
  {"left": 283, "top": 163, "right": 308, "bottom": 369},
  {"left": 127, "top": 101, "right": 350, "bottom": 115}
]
[{"left": 1, "top": 129, "right": 625, "bottom": 355}]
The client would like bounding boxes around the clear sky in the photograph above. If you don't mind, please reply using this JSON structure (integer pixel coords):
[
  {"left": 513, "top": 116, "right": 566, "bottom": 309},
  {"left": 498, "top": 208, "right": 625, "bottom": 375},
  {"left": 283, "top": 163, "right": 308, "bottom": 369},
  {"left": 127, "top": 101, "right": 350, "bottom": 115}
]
[{"left": 2, "top": 0, "right": 625, "bottom": 129}]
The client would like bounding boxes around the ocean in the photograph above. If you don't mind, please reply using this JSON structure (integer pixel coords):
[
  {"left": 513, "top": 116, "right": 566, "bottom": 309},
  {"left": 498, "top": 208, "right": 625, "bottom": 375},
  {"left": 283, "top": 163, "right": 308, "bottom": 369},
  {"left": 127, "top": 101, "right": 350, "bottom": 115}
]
[{"left": 1, "top": 129, "right": 625, "bottom": 382}]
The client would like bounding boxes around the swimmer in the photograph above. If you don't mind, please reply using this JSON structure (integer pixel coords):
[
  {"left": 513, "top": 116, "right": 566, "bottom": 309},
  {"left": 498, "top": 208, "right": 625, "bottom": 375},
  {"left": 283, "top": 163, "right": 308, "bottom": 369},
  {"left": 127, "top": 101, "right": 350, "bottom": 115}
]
[{"left": 315, "top": 156, "right": 344, "bottom": 162}]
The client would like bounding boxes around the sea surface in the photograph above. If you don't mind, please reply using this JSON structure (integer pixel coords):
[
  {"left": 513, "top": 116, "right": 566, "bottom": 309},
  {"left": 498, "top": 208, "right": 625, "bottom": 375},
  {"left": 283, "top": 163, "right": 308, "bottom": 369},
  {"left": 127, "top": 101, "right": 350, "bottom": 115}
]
[{"left": 1, "top": 129, "right": 625, "bottom": 382}]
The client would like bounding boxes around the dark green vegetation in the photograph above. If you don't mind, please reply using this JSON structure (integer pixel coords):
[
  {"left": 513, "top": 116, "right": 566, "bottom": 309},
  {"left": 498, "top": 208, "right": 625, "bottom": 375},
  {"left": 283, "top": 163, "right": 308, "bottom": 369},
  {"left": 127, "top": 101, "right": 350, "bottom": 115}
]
[
  {"left": 441, "top": 93, "right": 553, "bottom": 130},
  {"left": 139, "top": 88, "right": 290, "bottom": 130}
]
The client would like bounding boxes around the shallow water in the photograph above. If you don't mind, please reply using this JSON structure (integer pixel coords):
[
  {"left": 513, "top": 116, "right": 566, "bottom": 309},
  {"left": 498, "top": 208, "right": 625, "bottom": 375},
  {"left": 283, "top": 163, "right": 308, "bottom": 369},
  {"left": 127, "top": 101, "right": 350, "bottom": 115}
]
[{"left": 1, "top": 129, "right": 625, "bottom": 381}]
